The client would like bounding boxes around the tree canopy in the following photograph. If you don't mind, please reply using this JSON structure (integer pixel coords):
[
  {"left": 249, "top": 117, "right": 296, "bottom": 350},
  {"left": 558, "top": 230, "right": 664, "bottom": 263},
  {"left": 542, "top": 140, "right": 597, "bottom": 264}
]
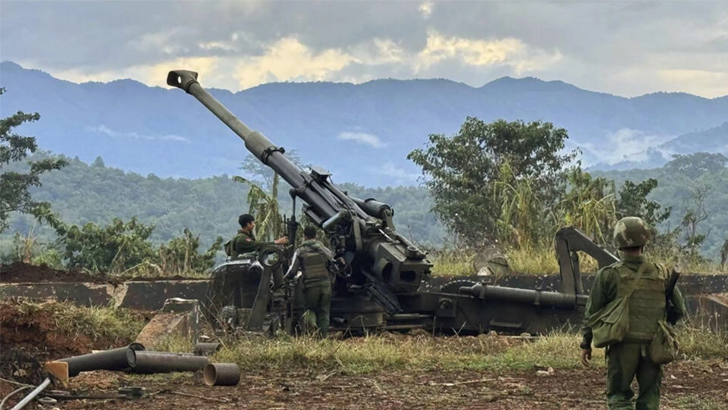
[
  {"left": 0, "top": 88, "right": 66, "bottom": 233},
  {"left": 408, "top": 117, "right": 578, "bottom": 246}
]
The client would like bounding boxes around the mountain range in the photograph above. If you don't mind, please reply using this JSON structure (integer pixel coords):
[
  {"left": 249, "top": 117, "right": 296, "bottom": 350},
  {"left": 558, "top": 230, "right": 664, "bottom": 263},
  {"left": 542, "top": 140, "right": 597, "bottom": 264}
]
[{"left": 1, "top": 61, "right": 727, "bottom": 186}]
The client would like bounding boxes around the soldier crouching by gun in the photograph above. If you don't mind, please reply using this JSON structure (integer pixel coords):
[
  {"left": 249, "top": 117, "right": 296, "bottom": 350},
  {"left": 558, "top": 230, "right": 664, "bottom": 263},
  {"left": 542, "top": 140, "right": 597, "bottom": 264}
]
[
  {"left": 283, "top": 226, "right": 339, "bottom": 338},
  {"left": 580, "top": 217, "right": 687, "bottom": 410},
  {"left": 226, "top": 214, "right": 289, "bottom": 258}
]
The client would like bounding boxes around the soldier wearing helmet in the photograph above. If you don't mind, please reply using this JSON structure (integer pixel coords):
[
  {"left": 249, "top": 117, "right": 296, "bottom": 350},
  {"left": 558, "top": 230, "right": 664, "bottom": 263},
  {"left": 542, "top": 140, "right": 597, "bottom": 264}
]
[{"left": 580, "top": 216, "right": 686, "bottom": 410}]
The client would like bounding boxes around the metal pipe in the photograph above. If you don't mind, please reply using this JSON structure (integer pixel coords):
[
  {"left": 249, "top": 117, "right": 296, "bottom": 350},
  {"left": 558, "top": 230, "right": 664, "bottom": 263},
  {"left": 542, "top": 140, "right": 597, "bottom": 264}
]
[
  {"left": 166, "top": 70, "right": 339, "bottom": 220},
  {"left": 10, "top": 378, "right": 50, "bottom": 410},
  {"left": 127, "top": 351, "right": 209, "bottom": 374},
  {"left": 460, "top": 284, "right": 580, "bottom": 309},
  {"left": 194, "top": 343, "right": 222, "bottom": 356},
  {"left": 203, "top": 363, "right": 241, "bottom": 386},
  {"left": 58, "top": 344, "right": 144, "bottom": 376}
]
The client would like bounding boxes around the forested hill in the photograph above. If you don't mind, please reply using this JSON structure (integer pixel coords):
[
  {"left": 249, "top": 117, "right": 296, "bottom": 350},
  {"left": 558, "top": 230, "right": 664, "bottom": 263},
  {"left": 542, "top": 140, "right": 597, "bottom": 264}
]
[
  {"left": 593, "top": 154, "right": 728, "bottom": 259},
  {"left": 3, "top": 153, "right": 728, "bottom": 261},
  {"left": 1, "top": 61, "right": 727, "bottom": 186},
  {"left": 1, "top": 154, "right": 443, "bottom": 252}
]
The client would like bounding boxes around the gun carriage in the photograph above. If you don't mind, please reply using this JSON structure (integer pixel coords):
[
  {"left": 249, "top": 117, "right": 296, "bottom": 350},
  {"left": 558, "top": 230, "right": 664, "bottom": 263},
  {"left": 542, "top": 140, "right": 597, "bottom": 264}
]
[{"left": 166, "top": 70, "right": 620, "bottom": 336}]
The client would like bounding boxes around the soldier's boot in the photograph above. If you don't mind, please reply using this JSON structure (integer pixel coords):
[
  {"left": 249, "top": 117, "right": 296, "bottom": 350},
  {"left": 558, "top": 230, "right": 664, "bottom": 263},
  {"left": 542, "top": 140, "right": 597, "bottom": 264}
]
[
  {"left": 635, "top": 349, "right": 662, "bottom": 410},
  {"left": 606, "top": 343, "right": 641, "bottom": 410},
  {"left": 316, "top": 285, "right": 332, "bottom": 338},
  {"left": 301, "top": 309, "right": 318, "bottom": 336}
]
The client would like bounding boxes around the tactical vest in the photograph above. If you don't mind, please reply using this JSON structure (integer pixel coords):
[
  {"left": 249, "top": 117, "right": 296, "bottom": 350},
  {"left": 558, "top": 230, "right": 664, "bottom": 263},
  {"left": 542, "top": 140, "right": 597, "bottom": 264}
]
[
  {"left": 298, "top": 243, "right": 329, "bottom": 283},
  {"left": 225, "top": 237, "right": 238, "bottom": 258},
  {"left": 615, "top": 262, "right": 667, "bottom": 342}
]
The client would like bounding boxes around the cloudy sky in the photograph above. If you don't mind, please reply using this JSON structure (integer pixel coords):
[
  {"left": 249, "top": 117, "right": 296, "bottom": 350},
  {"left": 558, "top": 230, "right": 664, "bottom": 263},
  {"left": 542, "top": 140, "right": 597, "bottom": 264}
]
[{"left": 1, "top": 0, "right": 727, "bottom": 98}]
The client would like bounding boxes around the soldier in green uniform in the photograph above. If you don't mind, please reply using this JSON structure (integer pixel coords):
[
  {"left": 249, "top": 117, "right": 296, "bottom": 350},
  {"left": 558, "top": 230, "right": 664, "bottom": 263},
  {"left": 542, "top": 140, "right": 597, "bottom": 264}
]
[
  {"left": 283, "top": 226, "right": 335, "bottom": 337},
  {"left": 580, "top": 216, "right": 687, "bottom": 410},
  {"left": 226, "top": 214, "right": 288, "bottom": 258}
]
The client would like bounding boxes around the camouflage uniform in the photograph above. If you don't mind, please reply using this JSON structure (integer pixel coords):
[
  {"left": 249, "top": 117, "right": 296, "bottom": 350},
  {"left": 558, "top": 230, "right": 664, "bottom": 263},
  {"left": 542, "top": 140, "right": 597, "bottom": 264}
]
[
  {"left": 284, "top": 240, "right": 334, "bottom": 337},
  {"left": 230, "top": 230, "right": 272, "bottom": 258},
  {"left": 581, "top": 217, "right": 686, "bottom": 410}
]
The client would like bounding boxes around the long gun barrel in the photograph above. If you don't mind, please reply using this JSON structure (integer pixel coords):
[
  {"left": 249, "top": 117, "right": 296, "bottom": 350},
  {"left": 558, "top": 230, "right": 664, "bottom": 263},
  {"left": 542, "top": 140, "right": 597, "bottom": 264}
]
[{"left": 167, "top": 70, "right": 431, "bottom": 308}]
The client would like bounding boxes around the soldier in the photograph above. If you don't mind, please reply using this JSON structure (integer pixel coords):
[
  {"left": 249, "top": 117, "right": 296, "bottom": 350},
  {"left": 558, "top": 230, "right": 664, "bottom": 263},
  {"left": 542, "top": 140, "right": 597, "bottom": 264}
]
[
  {"left": 284, "top": 226, "right": 335, "bottom": 337},
  {"left": 226, "top": 213, "right": 288, "bottom": 258},
  {"left": 580, "top": 216, "right": 687, "bottom": 410}
]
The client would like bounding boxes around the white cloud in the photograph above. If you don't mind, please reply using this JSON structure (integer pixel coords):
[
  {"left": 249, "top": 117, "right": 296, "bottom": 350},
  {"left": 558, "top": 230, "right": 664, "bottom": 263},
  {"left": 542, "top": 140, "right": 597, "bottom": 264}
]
[
  {"left": 87, "top": 125, "right": 189, "bottom": 142},
  {"left": 579, "top": 128, "right": 675, "bottom": 164},
  {"left": 350, "top": 39, "right": 406, "bottom": 65},
  {"left": 414, "top": 30, "right": 563, "bottom": 75},
  {"left": 337, "top": 132, "right": 387, "bottom": 148},
  {"left": 419, "top": 2, "right": 434, "bottom": 19},
  {"left": 375, "top": 162, "right": 420, "bottom": 183},
  {"left": 51, "top": 57, "right": 221, "bottom": 89},
  {"left": 233, "top": 37, "right": 356, "bottom": 89}
]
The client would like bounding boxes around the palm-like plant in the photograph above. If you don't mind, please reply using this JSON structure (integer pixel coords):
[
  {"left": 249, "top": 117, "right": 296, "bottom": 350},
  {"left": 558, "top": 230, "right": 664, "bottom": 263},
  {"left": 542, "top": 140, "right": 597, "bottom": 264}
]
[
  {"left": 492, "top": 162, "right": 545, "bottom": 249},
  {"left": 233, "top": 173, "right": 284, "bottom": 241},
  {"left": 555, "top": 168, "right": 617, "bottom": 246}
]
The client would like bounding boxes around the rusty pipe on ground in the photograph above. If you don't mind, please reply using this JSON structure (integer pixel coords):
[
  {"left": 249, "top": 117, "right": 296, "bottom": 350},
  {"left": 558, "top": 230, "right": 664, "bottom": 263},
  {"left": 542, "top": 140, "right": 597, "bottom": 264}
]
[
  {"left": 127, "top": 351, "right": 209, "bottom": 374},
  {"left": 203, "top": 363, "right": 241, "bottom": 386},
  {"left": 194, "top": 343, "right": 222, "bottom": 356},
  {"left": 58, "top": 344, "right": 145, "bottom": 376}
]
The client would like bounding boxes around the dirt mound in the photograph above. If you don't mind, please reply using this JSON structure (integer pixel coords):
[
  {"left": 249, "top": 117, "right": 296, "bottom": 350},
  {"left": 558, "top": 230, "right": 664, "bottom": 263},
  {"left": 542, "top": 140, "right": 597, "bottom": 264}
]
[
  {"left": 0, "top": 301, "right": 128, "bottom": 360},
  {"left": 0, "top": 262, "right": 103, "bottom": 283}
]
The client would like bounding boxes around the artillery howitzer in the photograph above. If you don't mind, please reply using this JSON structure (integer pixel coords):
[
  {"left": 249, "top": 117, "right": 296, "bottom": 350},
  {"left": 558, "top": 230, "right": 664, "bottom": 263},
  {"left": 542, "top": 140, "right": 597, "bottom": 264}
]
[{"left": 166, "top": 70, "right": 620, "bottom": 335}]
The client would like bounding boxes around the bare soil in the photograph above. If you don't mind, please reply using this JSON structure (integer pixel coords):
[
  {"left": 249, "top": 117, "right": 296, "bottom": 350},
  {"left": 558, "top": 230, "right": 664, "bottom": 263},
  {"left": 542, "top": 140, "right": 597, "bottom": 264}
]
[
  {"left": 0, "top": 362, "right": 725, "bottom": 410},
  {"left": 0, "top": 302, "right": 97, "bottom": 360},
  {"left": 0, "top": 262, "right": 101, "bottom": 283},
  {"left": 0, "top": 262, "right": 204, "bottom": 283}
]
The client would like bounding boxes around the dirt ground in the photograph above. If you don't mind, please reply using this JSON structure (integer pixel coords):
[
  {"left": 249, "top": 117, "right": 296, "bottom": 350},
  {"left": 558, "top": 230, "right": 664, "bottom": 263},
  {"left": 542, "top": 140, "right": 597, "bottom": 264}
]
[
  {"left": 0, "top": 262, "right": 201, "bottom": 283},
  {"left": 0, "top": 262, "right": 101, "bottom": 283},
  {"left": 0, "top": 362, "right": 725, "bottom": 410}
]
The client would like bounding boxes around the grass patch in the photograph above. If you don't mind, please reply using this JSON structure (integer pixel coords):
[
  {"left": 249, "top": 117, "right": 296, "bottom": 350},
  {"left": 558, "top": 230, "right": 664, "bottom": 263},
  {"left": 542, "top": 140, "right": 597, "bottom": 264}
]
[
  {"left": 430, "top": 250, "right": 476, "bottom": 276},
  {"left": 676, "top": 325, "right": 728, "bottom": 360},
  {"left": 201, "top": 327, "right": 725, "bottom": 375},
  {"left": 207, "top": 331, "right": 604, "bottom": 374},
  {"left": 507, "top": 246, "right": 561, "bottom": 275},
  {"left": 671, "top": 395, "right": 728, "bottom": 410},
  {"left": 13, "top": 300, "right": 146, "bottom": 345}
]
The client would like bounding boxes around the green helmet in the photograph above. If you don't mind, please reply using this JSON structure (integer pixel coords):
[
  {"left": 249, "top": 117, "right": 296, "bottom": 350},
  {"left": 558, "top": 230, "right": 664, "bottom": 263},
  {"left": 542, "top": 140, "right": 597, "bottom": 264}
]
[{"left": 613, "top": 216, "right": 651, "bottom": 249}]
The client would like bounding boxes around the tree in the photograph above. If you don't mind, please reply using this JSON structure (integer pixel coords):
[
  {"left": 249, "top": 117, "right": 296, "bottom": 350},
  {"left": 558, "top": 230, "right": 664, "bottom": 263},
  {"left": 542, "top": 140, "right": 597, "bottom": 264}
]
[
  {"left": 55, "top": 217, "right": 156, "bottom": 273},
  {"left": 156, "top": 228, "right": 223, "bottom": 274},
  {"left": 680, "top": 185, "right": 710, "bottom": 261},
  {"left": 617, "top": 179, "right": 671, "bottom": 228},
  {"left": 0, "top": 88, "right": 66, "bottom": 232},
  {"left": 408, "top": 117, "right": 578, "bottom": 246},
  {"left": 239, "top": 151, "right": 305, "bottom": 192},
  {"left": 233, "top": 174, "right": 284, "bottom": 242}
]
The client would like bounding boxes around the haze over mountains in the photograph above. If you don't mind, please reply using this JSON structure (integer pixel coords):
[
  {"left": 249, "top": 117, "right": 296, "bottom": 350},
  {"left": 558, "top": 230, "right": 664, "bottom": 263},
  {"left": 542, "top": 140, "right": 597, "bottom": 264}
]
[{"left": 1, "top": 61, "right": 727, "bottom": 186}]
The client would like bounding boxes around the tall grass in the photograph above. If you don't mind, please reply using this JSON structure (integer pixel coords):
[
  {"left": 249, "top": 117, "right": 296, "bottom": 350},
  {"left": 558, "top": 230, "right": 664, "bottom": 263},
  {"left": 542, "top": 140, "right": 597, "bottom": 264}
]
[{"left": 431, "top": 244, "right": 727, "bottom": 276}]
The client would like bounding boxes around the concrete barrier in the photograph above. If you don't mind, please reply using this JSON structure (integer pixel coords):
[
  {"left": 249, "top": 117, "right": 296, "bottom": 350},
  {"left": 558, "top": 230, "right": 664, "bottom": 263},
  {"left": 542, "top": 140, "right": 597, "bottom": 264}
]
[{"left": 0, "top": 280, "right": 209, "bottom": 310}]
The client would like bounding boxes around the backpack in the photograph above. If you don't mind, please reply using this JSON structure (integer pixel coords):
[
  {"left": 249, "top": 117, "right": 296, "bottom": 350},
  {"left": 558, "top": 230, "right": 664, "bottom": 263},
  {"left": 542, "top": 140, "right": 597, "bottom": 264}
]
[{"left": 587, "top": 262, "right": 647, "bottom": 348}]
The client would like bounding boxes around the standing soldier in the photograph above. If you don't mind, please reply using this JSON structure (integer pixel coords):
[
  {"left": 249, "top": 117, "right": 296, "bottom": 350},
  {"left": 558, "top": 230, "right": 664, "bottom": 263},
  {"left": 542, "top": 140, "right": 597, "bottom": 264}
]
[
  {"left": 284, "top": 226, "right": 335, "bottom": 337},
  {"left": 580, "top": 216, "right": 687, "bottom": 410}
]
